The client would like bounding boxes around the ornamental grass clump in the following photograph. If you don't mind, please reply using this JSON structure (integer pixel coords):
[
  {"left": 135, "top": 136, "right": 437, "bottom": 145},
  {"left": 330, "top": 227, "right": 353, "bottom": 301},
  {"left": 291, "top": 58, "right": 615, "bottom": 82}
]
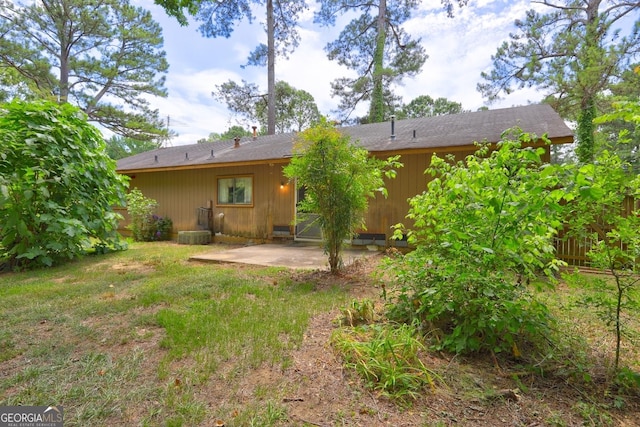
[{"left": 331, "top": 323, "right": 438, "bottom": 403}]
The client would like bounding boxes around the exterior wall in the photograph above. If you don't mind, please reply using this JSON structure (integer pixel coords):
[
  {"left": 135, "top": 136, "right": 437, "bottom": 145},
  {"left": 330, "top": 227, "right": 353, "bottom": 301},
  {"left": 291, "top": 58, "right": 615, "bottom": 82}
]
[
  {"left": 118, "top": 143, "right": 553, "bottom": 242},
  {"left": 122, "top": 161, "right": 294, "bottom": 239},
  {"left": 362, "top": 144, "right": 552, "bottom": 241},
  {"left": 363, "top": 150, "right": 472, "bottom": 240}
]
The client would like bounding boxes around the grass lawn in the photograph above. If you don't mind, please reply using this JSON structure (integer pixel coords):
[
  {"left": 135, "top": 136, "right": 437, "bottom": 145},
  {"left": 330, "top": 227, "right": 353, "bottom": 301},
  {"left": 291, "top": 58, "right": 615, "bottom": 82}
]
[
  {"left": 1, "top": 242, "right": 639, "bottom": 426},
  {"left": 0, "top": 242, "right": 350, "bottom": 426}
]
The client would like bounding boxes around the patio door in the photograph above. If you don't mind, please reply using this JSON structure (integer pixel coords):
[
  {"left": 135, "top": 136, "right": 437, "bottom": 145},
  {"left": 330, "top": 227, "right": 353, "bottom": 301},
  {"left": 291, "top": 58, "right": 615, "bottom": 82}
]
[{"left": 294, "top": 184, "right": 322, "bottom": 241}]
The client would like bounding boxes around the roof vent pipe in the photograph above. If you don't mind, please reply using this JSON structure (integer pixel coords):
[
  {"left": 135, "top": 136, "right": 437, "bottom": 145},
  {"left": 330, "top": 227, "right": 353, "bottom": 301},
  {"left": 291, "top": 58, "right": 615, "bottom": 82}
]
[
  {"left": 412, "top": 129, "right": 416, "bottom": 139},
  {"left": 390, "top": 115, "right": 396, "bottom": 140},
  {"left": 209, "top": 149, "right": 215, "bottom": 158},
  {"left": 234, "top": 137, "right": 240, "bottom": 148},
  {"left": 154, "top": 155, "right": 158, "bottom": 163},
  {"left": 252, "top": 126, "right": 257, "bottom": 140},
  {"left": 185, "top": 152, "right": 189, "bottom": 160}
]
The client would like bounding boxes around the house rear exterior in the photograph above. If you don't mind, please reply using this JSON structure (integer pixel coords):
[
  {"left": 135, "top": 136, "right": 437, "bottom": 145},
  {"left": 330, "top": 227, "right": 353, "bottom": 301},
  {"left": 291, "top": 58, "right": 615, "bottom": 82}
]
[{"left": 116, "top": 104, "right": 573, "bottom": 245}]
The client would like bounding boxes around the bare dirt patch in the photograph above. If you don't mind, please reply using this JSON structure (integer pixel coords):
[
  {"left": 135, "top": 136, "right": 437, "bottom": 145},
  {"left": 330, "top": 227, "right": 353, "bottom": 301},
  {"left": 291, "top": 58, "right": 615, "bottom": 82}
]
[
  {"left": 89, "top": 260, "right": 156, "bottom": 275},
  {"left": 204, "top": 254, "right": 640, "bottom": 426}
]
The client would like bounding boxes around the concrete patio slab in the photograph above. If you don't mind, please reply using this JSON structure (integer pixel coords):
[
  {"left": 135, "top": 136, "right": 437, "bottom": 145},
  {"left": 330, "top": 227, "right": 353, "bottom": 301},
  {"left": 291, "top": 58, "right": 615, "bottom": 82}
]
[{"left": 188, "top": 242, "right": 377, "bottom": 270}]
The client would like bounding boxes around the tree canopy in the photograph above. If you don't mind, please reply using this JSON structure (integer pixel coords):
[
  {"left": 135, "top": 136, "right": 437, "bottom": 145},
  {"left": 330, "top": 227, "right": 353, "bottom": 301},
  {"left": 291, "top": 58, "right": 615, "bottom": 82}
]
[
  {"left": 478, "top": 0, "right": 640, "bottom": 162},
  {"left": 314, "top": 0, "right": 427, "bottom": 124},
  {"left": 105, "top": 135, "right": 162, "bottom": 160},
  {"left": 596, "top": 64, "right": 640, "bottom": 173},
  {"left": 154, "top": 0, "right": 307, "bottom": 135},
  {"left": 0, "top": 0, "right": 170, "bottom": 142},
  {"left": 197, "top": 126, "right": 253, "bottom": 144},
  {"left": 396, "top": 95, "right": 466, "bottom": 119},
  {"left": 213, "top": 80, "right": 321, "bottom": 133}
]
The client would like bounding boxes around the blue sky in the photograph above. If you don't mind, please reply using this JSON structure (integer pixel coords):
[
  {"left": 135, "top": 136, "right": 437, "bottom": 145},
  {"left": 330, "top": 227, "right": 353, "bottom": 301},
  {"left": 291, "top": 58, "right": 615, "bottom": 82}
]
[{"left": 137, "top": 0, "right": 544, "bottom": 145}]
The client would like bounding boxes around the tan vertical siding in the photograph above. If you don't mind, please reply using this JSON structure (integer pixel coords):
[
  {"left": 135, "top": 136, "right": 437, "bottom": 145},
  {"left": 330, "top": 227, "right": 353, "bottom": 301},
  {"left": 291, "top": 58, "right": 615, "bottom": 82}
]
[
  {"left": 123, "top": 162, "right": 294, "bottom": 238},
  {"left": 120, "top": 143, "right": 553, "bottom": 241},
  {"left": 362, "top": 150, "right": 474, "bottom": 238},
  {"left": 363, "top": 152, "right": 429, "bottom": 236}
]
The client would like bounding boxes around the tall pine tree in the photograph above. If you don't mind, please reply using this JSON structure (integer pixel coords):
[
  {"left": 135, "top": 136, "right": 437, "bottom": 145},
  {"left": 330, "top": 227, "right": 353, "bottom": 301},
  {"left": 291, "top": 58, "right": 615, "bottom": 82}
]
[
  {"left": 478, "top": 0, "right": 640, "bottom": 163},
  {"left": 0, "top": 0, "right": 169, "bottom": 141}
]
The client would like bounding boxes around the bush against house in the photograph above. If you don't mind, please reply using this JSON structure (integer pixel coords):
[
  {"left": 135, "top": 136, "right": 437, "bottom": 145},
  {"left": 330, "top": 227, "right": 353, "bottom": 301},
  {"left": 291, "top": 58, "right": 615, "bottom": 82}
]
[
  {"left": 0, "top": 100, "right": 128, "bottom": 270},
  {"left": 386, "top": 129, "right": 568, "bottom": 355},
  {"left": 284, "top": 118, "right": 401, "bottom": 273},
  {"left": 125, "top": 188, "right": 172, "bottom": 241}
]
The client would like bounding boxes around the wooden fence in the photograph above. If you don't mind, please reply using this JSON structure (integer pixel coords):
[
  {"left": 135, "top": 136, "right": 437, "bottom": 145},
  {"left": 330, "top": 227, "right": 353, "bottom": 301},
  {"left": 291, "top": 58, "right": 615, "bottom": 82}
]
[{"left": 554, "top": 196, "right": 638, "bottom": 267}]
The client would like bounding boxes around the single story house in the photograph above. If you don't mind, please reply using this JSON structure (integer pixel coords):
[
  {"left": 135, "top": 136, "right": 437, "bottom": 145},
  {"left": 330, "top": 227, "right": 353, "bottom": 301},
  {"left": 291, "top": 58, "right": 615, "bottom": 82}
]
[{"left": 116, "top": 104, "right": 573, "bottom": 245}]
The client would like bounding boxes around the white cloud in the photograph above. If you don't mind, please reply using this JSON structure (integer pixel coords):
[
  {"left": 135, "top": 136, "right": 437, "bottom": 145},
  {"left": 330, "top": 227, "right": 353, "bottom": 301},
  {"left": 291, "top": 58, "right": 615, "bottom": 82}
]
[
  {"left": 151, "top": 69, "right": 239, "bottom": 145},
  {"left": 141, "top": 0, "right": 546, "bottom": 145},
  {"left": 397, "top": 0, "right": 537, "bottom": 111}
]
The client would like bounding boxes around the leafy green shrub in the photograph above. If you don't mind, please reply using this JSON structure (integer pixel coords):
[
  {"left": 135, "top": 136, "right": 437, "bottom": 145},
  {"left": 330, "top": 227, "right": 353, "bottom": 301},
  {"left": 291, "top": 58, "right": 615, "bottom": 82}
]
[
  {"left": 125, "top": 188, "right": 157, "bottom": 241},
  {"left": 151, "top": 215, "right": 173, "bottom": 241},
  {"left": 386, "top": 129, "right": 567, "bottom": 355},
  {"left": 125, "top": 188, "right": 172, "bottom": 241},
  {"left": 564, "top": 151, "right": 640, "bottom": 372},
  {"left": 0, "top": 100, "right": 128, "bottom": 269},
  {"left": 558, "top": 93, "right": 640, "bottom": 376},
  {"left": 283, "top": 118, "right": 401, "bottom": 273}
]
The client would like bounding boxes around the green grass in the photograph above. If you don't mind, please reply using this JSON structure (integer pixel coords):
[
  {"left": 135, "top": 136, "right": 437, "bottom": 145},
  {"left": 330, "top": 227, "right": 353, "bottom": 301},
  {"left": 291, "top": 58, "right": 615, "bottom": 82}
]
[
  {"left": 0, "top": 242, "right": 349, "bottom": 426},
  {"left": 538, "top": 271, "right": 640, "bottom": 374},
  {"left": 4, "top": 243, "right": 639, "bottom": 425}
]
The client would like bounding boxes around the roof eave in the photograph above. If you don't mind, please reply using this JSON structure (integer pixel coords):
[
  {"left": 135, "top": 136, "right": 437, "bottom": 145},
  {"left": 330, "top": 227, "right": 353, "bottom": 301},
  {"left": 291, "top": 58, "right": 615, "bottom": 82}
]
[
  {"left": 117, "top": 157, "right": 291, "bottom": 174},
  {"left": 369, "top": 135, "right": 574, "bottom": 157}
]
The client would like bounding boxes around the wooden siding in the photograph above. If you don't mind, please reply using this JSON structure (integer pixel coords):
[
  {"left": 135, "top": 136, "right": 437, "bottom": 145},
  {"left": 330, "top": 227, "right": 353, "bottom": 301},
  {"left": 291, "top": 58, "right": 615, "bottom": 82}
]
[
  {"left": 121, "top": 161, "right": 294, "bottom": 238},
  {"left": 118, "top": 143, "right": 553, "bottom": 242},
  {"left": 364, "top": 151, "right": 431, "bottom": 237},
  {"left": 362, "top": 146, "right": 552, "bottom": 241}
]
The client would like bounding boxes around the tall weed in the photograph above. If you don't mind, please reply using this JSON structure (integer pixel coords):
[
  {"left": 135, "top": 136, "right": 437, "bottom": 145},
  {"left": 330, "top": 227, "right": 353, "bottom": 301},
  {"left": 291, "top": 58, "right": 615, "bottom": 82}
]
[{"left": 332, "top": 323, "right": 439, "bottom": 403}]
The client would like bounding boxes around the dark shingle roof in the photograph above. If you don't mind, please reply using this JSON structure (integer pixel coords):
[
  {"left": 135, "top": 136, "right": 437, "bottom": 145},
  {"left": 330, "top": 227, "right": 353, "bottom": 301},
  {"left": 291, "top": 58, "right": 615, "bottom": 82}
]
[{"left": 116, "top": 104, "right": 573, "bottom": 173}]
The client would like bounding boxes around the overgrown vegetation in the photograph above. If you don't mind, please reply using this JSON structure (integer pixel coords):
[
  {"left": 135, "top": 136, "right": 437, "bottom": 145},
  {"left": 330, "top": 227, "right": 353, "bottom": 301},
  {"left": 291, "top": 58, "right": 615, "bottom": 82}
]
[
  {"left": 386, "top": 129, "right": 566, "bottom": 355},
  {"left": 329, "top": 104, "right": 640, "bottom": 413},
  {"left": 125, "top": 188, "right": 173, "bottom": 242},
  {"left": 0, "top": 100, "right": 128, "bottom": 270},
  {"left": 564, "top": 105, "right": 640, "bottom": 373}
]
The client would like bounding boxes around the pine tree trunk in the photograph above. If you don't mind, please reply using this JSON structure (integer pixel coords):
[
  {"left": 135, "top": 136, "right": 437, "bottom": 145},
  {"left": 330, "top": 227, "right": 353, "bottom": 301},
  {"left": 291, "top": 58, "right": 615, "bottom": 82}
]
[
  {"left": 267, "top": 0, "right": 276, "bottom": 134},
  {"left": 369, "top": 0, "right": 386, "bottom": 123}
]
